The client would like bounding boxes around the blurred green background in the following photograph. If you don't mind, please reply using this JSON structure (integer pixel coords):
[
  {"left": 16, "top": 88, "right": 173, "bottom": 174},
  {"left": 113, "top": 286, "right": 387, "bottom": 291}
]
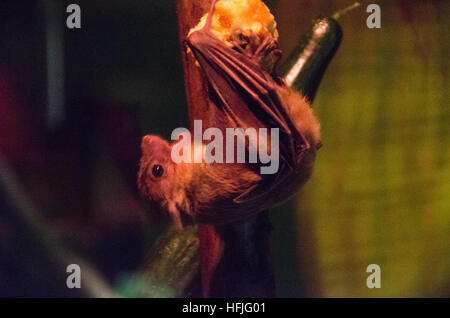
[
  {"left": 274, "top": 0, "right": 450, "bottom": 297},
  {"left": 0, "top": 0, "right": 448, "bottom": 297}
]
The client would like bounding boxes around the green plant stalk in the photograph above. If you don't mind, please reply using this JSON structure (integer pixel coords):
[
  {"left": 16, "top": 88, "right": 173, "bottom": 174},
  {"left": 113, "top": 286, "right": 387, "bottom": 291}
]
[
  {"left": 280, "top": 2, "right": 360, "bottom": 101},
  {"left": 117, "top": 225, "right": 200, "bottom": 298}
]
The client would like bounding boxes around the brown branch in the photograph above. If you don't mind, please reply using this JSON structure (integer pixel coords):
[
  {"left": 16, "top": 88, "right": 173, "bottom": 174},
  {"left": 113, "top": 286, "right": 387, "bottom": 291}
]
[
  {"left": 177, "top": 0, "right": 212, "bottom": 126},
  {"left": 176, "top": 0, "right": 275, "bottom": 298}
]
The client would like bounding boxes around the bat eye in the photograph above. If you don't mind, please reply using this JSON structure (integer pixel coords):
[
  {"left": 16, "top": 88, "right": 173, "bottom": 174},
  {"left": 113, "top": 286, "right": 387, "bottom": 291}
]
[{"left": 152, "top": 164, "right": 164, "bottom": 178}]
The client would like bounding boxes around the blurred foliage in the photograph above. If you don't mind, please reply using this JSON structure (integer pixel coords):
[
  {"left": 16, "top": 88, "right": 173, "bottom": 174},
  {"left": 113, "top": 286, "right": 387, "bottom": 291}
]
[{"left": 287, "top": 0, "right": 450, "bottom": 297}]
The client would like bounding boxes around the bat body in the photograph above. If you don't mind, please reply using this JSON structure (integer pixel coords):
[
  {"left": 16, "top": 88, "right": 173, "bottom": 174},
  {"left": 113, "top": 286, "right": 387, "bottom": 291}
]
[{"left": 139, "top": 0, "right": 321, "bottom": 228}]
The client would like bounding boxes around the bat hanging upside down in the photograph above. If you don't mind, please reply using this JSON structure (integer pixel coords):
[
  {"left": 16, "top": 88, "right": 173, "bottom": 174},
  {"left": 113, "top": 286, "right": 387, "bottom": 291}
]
[{"left": 138, "top": 0, "right": 321, "bottom": 228}]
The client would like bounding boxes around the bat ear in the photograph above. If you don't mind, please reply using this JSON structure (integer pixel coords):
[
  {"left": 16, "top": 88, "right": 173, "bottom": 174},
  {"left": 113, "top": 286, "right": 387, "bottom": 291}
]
[{"left": 168, "top": 201, "right": 183, "bottom": 230}]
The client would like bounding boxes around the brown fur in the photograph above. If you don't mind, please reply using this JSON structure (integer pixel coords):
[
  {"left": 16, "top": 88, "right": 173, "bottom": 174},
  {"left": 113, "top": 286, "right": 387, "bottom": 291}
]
[
  {"left": 277, "top": 86, "right": 321, "bottom": 147},
  {"left": 138, "top": 0, "right": 321, "bottom": 227},
  {"left": 138, "top": 136, "right": 262, "bottom": 228},
  {"left": 138, "top": 89, "right": 321, "bottom": 227}
]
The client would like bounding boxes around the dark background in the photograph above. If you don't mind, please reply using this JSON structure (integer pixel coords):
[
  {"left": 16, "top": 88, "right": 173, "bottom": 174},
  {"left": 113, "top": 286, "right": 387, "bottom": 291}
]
[{"left": 0, "top": 0, "right": 449, "bottom": 297}]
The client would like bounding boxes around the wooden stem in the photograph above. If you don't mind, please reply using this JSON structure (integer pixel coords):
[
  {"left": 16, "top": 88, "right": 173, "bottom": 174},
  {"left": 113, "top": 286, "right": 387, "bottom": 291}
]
[
  {"left": 206, "top": 213, "right": 275, "bottom": 297},
  {"left": 176, "top": 0, "right": 275, "bottom": 298}
]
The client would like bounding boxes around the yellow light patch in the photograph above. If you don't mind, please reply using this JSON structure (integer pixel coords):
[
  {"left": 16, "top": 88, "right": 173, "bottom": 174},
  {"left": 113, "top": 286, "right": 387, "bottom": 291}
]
[{"left": 189, "top": 0, "right": 278, "bottom": 46}]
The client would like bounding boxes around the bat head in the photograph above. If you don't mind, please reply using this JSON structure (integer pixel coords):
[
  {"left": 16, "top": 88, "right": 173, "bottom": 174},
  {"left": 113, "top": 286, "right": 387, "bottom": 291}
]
[
  {"left": 138, "top": 135, "right": 177, "bottom": 209},
  {"left": 138, "top": 135, "right": 193, "bottom": 229}
]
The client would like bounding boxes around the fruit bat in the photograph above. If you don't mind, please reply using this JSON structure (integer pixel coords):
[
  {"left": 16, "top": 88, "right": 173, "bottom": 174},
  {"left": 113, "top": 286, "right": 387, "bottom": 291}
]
[{"left": 138, "top": 0, "right": 321, "bottom": 228}]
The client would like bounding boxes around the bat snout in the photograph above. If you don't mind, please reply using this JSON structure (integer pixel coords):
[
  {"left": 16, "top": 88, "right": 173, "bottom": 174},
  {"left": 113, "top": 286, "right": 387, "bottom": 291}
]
[
  {"left": 142, "top": 135, "right": 164, "bottom": 148},
  {"left": 141, "top": 135, "right": 171, "bottom": 158},
  {"left": 141, "top": 135, "right": 155, "bottom": 154},
  {"left": 142, "top": 135, "right": 154, "bottom": 146}
]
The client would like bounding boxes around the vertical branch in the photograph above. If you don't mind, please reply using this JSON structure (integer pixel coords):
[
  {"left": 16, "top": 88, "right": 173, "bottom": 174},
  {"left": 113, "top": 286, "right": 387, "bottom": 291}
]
[
  {"left": 176, "top": 0, "right": 275, "bottom": 297},
  {"left": 177, "top": 0, "right": 220, "bottom": 298},
  {"left": 177, "top": 0, "right": 211, "bottom": 125},
  {"left": 175, "top": 0, "right": 351, "bottom": 298},
  {"left": 209, "top": 214, "right": 275, "bottom": 297}
]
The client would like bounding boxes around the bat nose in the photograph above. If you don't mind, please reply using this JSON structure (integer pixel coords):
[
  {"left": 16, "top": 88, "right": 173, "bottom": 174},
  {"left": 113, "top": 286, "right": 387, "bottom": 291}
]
[
  {"left": 142, "top": 134, "right": 166, "bottom": 149},
  {"left": 141, "top": 135, "right": 155, "bottom": 152},
  {"left": 143, "top": 135, "right": 153, "bottom": 145},
  {"left": 141, "top": 135, "right": 169, "bottom": 155}
]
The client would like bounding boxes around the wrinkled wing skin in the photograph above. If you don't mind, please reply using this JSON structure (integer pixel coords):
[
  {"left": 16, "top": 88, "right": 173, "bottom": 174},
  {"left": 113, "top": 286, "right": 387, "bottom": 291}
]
[{"left": 187, "top": 29, "right": 310, "bottom": 205}]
